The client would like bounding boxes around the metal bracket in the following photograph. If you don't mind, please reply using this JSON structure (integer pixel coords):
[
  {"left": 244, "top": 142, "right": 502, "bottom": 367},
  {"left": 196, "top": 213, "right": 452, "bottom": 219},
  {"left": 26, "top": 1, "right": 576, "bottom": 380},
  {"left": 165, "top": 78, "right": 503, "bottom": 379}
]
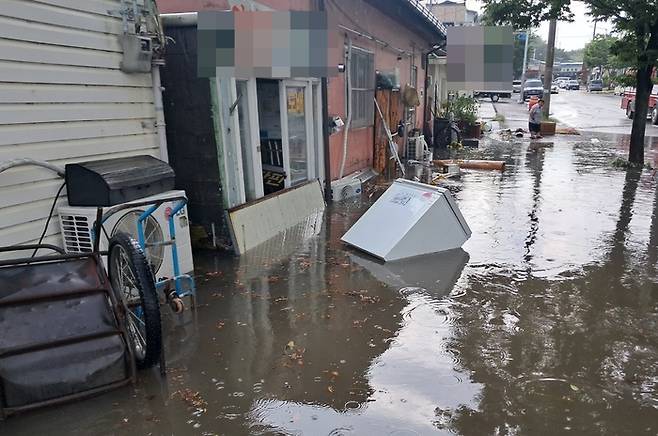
[{"left": 229, "top": 91, "right": 243, "bottom": 115}]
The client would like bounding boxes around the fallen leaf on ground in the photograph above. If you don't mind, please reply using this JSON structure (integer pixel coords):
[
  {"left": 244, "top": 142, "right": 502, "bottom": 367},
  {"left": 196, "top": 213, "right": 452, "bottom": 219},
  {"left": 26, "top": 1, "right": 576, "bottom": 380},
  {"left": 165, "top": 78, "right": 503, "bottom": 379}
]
[{"left": 172, "top": 389, "right": 207, "bottom": 409}]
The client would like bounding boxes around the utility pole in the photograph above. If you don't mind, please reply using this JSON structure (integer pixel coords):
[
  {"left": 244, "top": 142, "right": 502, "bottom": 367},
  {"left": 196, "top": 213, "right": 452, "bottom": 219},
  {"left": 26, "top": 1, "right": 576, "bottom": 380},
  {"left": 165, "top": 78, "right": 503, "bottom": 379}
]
[
  {"left": 518, "top": 28, "right": 530, "bottom": 103},
  {"left": 543, "top": 19, "right": 557, "bottom": 119},
  {"left": 592, "top": 19, "right": 597, "bottom": 39}
]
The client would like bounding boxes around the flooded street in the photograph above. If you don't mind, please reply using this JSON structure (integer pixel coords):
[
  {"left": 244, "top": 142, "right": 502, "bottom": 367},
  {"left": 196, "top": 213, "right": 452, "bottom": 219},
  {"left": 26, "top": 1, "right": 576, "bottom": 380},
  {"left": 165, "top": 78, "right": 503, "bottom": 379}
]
[{"left": 3, "top": 134, "right": 658, "bottom": 435}]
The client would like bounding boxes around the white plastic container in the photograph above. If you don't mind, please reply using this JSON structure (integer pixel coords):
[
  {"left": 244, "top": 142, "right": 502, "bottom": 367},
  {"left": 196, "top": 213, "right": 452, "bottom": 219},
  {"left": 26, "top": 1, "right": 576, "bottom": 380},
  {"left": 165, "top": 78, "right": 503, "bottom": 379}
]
[{"left": 341, "top": 179, "right": 471, "bottom": 261}]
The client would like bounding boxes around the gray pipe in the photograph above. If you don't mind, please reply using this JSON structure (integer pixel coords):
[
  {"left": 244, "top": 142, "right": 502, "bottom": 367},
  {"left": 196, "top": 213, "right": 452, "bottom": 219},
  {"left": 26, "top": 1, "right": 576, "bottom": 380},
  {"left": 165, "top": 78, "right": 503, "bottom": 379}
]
[{"left": 0, "top": 158, "right": 65, "bottom": 177}]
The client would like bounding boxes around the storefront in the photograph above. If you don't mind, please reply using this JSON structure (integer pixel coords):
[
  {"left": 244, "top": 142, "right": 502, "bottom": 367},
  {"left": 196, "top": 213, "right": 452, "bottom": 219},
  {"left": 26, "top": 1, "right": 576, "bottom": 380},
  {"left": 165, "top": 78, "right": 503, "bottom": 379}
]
[
  {"left": 225, "top": 77, "right": 324, "bottom": 202},
  {"left": 159, "top": 16, "right": 325, "bottom": 245}
]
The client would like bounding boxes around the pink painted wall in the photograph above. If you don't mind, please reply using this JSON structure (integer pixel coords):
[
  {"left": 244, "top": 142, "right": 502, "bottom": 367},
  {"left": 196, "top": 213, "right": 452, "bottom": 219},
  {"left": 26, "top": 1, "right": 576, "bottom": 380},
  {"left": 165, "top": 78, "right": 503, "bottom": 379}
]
[{"left": 325, "top": 0, "right": 431, "bottom": 180}]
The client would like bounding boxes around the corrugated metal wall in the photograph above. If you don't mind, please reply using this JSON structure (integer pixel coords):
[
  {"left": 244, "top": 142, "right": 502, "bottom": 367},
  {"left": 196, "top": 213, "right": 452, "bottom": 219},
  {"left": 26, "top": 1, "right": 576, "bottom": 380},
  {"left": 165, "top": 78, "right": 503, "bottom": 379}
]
[{"left": 0, "top": 0, "right": 160, "bottom": 250}]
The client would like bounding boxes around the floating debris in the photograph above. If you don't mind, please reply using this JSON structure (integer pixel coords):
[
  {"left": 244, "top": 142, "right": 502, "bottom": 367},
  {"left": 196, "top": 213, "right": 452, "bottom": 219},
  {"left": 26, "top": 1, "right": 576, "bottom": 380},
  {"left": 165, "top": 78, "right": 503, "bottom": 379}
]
[{"left": 172, "top": 389, "right": 208, "bottom": 410}]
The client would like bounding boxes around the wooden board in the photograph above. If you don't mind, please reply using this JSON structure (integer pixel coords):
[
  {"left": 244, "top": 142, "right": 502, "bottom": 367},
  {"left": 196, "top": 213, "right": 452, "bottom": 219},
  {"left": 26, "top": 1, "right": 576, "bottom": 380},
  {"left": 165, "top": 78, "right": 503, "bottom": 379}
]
[{"left": 373, "top": 89, "right": 404, "bottom": 176}]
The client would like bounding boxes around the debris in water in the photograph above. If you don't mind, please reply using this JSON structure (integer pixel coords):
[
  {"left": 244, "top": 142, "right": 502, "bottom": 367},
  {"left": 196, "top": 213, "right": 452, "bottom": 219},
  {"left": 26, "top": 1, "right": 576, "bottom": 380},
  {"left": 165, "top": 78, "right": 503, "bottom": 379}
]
[
  {"left": 345, "top": 290, "right": 381, "bottom": 304},
  {"left": 172, "top": 389, "right": 208, "bottom": 409},
  {"left": 556, "top": 127, "right": 580, "bottom": 135}
]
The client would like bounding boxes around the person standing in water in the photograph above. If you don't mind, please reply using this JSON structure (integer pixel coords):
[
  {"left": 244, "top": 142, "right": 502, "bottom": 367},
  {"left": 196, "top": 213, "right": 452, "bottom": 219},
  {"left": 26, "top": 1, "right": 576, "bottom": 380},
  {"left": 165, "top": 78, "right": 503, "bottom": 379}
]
[{"left": 529, "top": 99, "right": 544, "bottom": 139}]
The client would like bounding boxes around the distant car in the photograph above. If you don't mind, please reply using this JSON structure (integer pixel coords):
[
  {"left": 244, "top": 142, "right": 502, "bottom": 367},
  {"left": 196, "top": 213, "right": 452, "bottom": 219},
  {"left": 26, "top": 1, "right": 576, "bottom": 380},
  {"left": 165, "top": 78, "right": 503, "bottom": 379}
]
[
  {"left": 513, "top": 80, "right": 522, "bottom": 93},
  {"left": 588, "top": 80, "right": 603, "bottom": 92},
  {"left": 522, "top": 79, "right": 544, "bottom": 100},
  {"left": 567, "top": 80, "right": 580, "bottom": 90},
  {"left": 556, "top": 78, "right": 570, "bottom": 88},
  {"left": 551, "top": 83, "right": 559, "bottom": 94}
]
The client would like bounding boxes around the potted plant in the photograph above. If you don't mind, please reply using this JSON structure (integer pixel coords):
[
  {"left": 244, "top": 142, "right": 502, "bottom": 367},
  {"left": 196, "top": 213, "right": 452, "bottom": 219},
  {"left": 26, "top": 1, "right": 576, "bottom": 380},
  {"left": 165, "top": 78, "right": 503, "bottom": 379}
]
[{"left": 449, "top": 95, "right": 480, "bottom": 138}]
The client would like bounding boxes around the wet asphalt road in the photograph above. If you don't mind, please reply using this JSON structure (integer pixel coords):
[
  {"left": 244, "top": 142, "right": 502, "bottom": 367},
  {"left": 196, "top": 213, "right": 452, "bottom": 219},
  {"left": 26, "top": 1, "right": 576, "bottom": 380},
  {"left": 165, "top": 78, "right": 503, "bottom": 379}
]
[
  {"left": 496, "top": 89, "right": 658, "bottom": 137},
  {"left": 2, "top": 127, "right": 658, "bottom": 434}
]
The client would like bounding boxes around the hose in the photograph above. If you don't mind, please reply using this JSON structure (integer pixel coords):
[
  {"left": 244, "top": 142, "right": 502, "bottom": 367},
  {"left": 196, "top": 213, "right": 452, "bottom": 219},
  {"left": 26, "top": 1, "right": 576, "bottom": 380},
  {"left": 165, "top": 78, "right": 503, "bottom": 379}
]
[
  {"left": 0, "top": 158, "right": 65, "bottom": 177},
  {"left": 339, "top": 37, "right": 353, "bottom": 179}
]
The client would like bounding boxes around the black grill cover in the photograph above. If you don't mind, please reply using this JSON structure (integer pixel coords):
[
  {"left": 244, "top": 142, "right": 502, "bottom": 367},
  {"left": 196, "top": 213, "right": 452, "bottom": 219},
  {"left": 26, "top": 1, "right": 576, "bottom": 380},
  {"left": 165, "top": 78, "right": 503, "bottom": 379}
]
[
  {"left": 65, "top": 155, "right": 175, "bottom": 206},
  {"left": 0, "top": 257, "right": 131, "bottom": 410}
]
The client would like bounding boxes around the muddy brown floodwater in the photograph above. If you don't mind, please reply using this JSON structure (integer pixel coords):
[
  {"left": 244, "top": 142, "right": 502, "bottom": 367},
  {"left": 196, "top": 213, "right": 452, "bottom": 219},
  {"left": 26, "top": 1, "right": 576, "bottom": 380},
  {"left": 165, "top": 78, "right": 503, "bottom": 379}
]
[{"left": 2, "top": 133, "right": 658, "bottom": 435}]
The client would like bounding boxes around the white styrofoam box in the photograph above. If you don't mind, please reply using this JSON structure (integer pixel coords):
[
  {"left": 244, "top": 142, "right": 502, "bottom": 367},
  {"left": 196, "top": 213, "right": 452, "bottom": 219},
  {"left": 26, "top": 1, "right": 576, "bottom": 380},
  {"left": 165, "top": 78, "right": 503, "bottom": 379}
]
[
  {"left": 341, "top": 179, "right": 471, "bottom": 261},
  {"left": 228, "top": 179, "right": 325, "bottom": 255}
]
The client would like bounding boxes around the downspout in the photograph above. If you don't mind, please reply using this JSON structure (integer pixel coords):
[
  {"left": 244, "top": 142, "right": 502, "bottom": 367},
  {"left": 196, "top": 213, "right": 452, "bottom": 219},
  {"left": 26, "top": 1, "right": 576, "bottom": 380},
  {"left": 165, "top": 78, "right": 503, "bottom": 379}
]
[
  {"left": 319, "top": 0, "right": 332, "bottom": 200},
  {"left": 152, "top": 63, "right": 169, "bottom": 162},
  {"left": 422, "top": 44, "right": 444, "bottom": 135},
  {"left": 339, "top": 37, "right": 352, "bottom": 179}
]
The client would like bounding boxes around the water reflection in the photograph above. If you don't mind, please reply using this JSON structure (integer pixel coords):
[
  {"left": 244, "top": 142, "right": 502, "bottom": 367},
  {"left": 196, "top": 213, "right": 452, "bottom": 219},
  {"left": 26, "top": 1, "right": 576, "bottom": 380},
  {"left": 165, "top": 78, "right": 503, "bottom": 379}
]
[
  {"left": 2, "top": 136, "right": 658, "bottom": 435},
  {"left": 435, "top": 166, "right": 658, "bottom": 434},
  {"left": 248, "top": 250, "right": 472, "bottom": 435}
]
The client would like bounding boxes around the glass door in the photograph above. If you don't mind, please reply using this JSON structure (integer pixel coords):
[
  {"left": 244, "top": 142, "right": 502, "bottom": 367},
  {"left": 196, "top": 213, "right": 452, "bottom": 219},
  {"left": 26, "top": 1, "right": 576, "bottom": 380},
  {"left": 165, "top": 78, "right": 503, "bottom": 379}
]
[
  {"left": 235, "top": 79, "right": 264, "bottom": 201},
  {"left": 280, "top": 80, "right": 312, "bottom": 187}
]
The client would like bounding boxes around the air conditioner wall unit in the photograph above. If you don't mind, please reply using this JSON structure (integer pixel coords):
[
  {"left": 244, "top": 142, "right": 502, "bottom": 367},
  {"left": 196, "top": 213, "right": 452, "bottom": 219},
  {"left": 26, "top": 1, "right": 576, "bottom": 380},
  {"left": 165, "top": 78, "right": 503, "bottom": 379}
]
[
  {"left": 58, "top": 189, "right": 194, "bottom": 280},
  {"left": 330, "top": 175, "right": 362, "bottom": 201}
]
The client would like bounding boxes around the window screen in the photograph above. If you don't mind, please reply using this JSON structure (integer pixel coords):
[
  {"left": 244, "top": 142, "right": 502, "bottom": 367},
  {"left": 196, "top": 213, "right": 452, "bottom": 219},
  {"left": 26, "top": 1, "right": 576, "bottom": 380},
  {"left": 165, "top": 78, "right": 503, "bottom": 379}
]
[{"left": 349, "top": 47, "right": 375, "bottom": 128}]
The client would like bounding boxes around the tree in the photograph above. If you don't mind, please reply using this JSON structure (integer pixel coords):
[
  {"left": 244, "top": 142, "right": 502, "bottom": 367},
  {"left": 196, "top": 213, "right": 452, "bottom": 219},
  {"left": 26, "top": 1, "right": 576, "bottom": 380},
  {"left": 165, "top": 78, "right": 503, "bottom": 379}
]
[
  {"left": 512, "top": 33, "right": 546, "bottom": 79},
  {"left": 482, "top": 0, "right": 658, "bottom": 165},
  {"left": 584, "top": 35, "right": 615, "bottom": 78}
]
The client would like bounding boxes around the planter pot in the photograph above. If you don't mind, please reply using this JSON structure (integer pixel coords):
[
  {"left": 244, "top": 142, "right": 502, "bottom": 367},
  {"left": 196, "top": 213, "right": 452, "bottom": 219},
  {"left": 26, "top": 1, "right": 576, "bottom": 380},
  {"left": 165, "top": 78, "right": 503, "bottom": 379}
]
[
  {"left": 540, "top": 121, "right": 556, "bottom": 136},
  {"left": 464, "top": 122, "right": 481, "bottom": 139}
]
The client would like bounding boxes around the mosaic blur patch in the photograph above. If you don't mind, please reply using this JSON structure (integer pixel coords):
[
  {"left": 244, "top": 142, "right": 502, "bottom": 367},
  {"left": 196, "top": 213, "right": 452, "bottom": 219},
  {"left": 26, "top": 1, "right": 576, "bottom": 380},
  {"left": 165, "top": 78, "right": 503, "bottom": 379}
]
[
  {"left": 447, "top": 26, "right": 513, "bottom": 91},
  {"left": 197, "top": 10, "right": 334, "bottom": 78}
]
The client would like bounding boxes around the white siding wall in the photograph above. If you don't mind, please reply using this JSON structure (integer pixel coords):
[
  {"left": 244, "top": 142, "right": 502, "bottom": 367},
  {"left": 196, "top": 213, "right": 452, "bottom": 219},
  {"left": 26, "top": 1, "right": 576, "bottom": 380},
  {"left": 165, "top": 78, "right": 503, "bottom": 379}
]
[{"left": 0, "top": 0, "right": 160, "bottom": 251}]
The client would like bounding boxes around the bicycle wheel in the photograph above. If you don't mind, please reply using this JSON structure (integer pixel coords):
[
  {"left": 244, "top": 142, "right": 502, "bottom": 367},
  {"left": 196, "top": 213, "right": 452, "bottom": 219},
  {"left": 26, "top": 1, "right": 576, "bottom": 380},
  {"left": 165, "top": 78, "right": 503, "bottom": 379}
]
[{"left": 108, "top": 232, "right": 162, "bottom": 369}]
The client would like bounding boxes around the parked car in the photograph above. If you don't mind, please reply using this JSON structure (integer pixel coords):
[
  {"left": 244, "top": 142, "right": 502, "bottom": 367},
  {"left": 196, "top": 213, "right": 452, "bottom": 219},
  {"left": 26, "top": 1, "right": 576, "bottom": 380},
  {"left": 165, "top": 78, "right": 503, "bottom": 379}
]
[
  {"left": 513, "top": 80, "right": 522, "bottom": 93},
  {"left": 473, "top": 90, "right": 512, "bottom": 102},
  {"left": 551, "top": 83, "right": 559, "bottom": 94},
  {"left": 522, "top": 79, "right": 544, "bottom": 100},
  {"left": 587, "top": 80, "right": 603, "bottom": 92},
  {"left": 556, "top": 77, "right": 570, "bottom": 88},
  {"left": 613, "top": 85, "right": 625, "bottom": 95},
  {"left": 567, "top": 80, "right": 580, "bottom": 90},
  {"left": 621, "top": 85, "right": 658, "bottom": 122}
]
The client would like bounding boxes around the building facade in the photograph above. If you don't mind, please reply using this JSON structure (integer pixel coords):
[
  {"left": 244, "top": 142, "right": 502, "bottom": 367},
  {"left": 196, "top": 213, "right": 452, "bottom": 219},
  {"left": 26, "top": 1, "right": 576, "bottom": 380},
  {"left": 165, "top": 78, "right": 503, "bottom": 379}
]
[
  {"left": 427, "top": 0, "right": 478, "bottom": 27},
  {"left": 157, "top": 0, "right": 445, "bottom": 246},
  {"left": 0, "top": 0, "right": 167, "bottom": 252}
]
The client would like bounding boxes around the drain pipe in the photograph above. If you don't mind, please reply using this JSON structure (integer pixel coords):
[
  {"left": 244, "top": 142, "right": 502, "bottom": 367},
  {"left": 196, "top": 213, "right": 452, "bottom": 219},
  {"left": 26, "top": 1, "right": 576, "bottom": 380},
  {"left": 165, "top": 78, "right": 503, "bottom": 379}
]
[
  {"left": 319, "top": 0, "right": 332, "bottom": 200},
  {"left": 422, "top": 43, "right": 444, "bottom": 137},
  {"left": 152, "top": 62, "right": 169, "bottom": 162},
  {"left": 339, "top": 37, "right": 352, "bottom": 179}
]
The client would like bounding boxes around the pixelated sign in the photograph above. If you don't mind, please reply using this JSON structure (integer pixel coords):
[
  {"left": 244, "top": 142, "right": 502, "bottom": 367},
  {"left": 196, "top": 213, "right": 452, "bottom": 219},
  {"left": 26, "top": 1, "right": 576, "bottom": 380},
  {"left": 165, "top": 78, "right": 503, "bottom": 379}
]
[
  {"left": 197, "top": 10, "right": 335, "bottom": 78},
  {"left": 447, "top": 26, "right": 513, "bottom": 91}
]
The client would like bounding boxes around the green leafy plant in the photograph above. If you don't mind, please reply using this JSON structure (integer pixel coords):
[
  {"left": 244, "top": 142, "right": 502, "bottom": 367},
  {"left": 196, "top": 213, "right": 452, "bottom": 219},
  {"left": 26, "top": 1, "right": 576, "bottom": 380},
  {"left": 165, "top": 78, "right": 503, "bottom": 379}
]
[{"left": 446, "top": 94, "right": 479, "bottom": 124}]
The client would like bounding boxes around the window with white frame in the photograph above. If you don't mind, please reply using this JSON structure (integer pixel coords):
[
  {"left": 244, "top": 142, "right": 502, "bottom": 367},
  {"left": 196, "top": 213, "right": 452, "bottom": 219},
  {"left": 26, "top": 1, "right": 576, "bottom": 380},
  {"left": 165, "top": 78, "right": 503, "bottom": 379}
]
[{"left": 348, "top": 46, "right": 375, "bottom": 128}]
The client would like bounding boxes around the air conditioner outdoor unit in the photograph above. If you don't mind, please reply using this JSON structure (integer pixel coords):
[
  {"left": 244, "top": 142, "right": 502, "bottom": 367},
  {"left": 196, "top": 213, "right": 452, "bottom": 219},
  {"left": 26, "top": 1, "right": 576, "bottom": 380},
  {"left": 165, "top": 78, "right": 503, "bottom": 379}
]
[
  {"left": 57, "top": 189, "right": 194, "bottom": 281},
  {"left": 330, "top": 175, "right": 362, "bottom": 201}
]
